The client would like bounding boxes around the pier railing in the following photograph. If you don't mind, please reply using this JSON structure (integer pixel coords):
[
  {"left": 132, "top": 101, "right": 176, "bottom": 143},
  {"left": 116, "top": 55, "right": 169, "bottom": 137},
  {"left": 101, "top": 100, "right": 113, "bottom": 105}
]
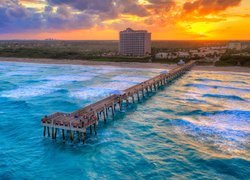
[{"left": 41, "top": 61, "right": 196, "bottom": 143}]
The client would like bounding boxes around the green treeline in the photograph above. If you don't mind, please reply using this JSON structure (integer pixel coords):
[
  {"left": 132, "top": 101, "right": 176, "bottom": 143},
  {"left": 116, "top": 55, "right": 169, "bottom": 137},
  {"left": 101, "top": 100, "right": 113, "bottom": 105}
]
[
  {"left": 215, "top": 55, "right": 250, "bottom": 67},
  {"left": 0, "top": 47, "right": 150, "bottom": 62}
]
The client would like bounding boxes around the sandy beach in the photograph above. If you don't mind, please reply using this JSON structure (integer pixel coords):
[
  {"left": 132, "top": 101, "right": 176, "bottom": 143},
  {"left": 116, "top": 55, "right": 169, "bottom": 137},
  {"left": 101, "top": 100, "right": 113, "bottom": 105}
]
[{"left": 0, "top": 57, "right": 249, "bottom": 73}]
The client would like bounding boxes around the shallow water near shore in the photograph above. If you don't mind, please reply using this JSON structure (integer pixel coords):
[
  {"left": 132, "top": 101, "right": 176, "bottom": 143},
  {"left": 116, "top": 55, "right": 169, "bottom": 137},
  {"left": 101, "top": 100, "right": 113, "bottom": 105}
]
[{"left": 0, "top": 61, "right": 249, "bottom": 179}]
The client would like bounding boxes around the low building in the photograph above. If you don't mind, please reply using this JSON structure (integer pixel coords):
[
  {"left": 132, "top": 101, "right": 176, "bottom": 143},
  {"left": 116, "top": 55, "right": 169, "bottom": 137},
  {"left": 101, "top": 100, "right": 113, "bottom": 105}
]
[
  {"left": 228, "top": 42, "right": 242, "bottom": 50},
  {"left": 177, "top": 52, "right": 189, "bottom": 58},
  {"left": 190, "top": 50, "right": 198, "bottom": 54},
  {"left": 242, "top": 44, "right": 249, "bottom": 50},
  {"left": 177, "top": 60, "right": 185, "bottom": 66},
  {"left": 232, "top": 52, "right": 250, "bottom": 57},
  {"left": 155, "top": 52, "right": 177, "bottom": 59},
  {"left": 155, "top": 52, "right": 169, "bottom": 59}
]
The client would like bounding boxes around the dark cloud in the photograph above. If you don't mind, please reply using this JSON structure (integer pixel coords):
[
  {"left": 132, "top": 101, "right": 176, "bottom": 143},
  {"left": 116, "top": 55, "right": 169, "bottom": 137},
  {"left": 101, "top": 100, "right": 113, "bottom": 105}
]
[
  {"left": 44, "top": 5, "right": 94, "bottom": 30},
  {"left": 183, "top": 0, "right": 242, "bottom": 15},
  {"left": 0, "top": 0, "right": 96, "bottom": 33},
  {"left": 6, "top": 5, "right": 28, "bottom": 18},
  {"left": 146, "top": 0, "right": 175, "bottom": 14},
  {"left": 0, "top": 0, "right": 42, "bottom": 33},
  {"left": 47, "top": 0, "right": 113, "bottom": 12},
  {"left": 0, "top": 0, "right": 155, "bottom": 33},
  {"left": 47, "top": 0, "right": 149, "bottom": 18},
  {"left": 148, "top": 0, "right": 174, "bottom": 5},
  {"left": 20, "top": 0, "right": 44, "bottom": 2}
]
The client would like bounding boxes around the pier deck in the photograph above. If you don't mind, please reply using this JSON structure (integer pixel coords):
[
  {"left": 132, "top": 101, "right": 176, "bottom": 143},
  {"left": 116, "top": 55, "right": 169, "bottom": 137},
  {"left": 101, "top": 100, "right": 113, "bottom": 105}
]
[{"left": 41, "top": 61, "right": 196, "bottom": 142}]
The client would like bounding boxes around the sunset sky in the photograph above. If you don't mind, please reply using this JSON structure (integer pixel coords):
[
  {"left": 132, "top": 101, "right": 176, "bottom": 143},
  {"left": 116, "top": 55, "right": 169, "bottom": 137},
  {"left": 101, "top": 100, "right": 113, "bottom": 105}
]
[{"left": 0, "top": 0, "right": 250, "bottom": 40}]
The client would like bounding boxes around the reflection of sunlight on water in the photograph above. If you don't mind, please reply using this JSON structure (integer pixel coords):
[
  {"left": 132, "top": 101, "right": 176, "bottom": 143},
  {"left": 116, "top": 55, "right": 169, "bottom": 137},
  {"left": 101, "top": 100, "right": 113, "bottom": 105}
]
[
  {"left": 170, "top": 117, "right": 250, "bottom": 160},
  {"left": 183, "top": 114, "right": 250, "bottom": 132},
  {"left": 166, "top": 71, "right": 250, "bottom": 160},
  {"left": 175, "top": 135, "right": 249, "bottom": 160}
]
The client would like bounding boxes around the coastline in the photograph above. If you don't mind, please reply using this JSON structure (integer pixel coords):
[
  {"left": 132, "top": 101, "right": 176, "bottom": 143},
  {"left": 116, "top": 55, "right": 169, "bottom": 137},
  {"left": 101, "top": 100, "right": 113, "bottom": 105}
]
[
  {"left": 0, "top": 57, "right": 174, "bottom": 70},
  {"left": 0, "top": 57, "right": 249, "bottom": 73}
]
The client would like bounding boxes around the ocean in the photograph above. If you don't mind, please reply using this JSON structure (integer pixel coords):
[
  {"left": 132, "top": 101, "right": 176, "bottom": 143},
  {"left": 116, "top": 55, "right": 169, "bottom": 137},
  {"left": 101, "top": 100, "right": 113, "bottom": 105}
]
[{"left": 0, "top": 61, "right": 249, "bottom": 179}]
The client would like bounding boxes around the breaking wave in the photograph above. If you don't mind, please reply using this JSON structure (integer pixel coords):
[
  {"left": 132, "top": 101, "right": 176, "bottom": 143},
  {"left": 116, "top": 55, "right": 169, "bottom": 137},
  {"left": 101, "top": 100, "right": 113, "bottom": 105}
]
[{"left": 202, "top": 94, "right": 245, "bottom": 101}]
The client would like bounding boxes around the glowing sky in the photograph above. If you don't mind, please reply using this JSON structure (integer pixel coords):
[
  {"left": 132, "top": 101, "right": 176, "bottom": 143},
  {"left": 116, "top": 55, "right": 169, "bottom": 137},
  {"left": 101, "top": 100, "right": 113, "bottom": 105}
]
[{"left": 0, "top": 0, "right": 249, "bottom": 40}]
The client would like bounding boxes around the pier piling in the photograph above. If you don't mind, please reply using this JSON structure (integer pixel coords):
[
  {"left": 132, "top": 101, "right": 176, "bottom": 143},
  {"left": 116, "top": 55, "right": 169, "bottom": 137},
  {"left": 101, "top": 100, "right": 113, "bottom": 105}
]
[{"left": 41, "top": 61, "right": 195, "bottom": 142}]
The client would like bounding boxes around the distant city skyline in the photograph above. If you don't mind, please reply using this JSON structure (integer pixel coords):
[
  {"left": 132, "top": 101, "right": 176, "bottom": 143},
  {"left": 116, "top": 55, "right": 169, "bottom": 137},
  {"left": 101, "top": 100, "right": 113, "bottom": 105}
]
[{"left": 0, "top": 0, "right": 250, "bottom": 40}]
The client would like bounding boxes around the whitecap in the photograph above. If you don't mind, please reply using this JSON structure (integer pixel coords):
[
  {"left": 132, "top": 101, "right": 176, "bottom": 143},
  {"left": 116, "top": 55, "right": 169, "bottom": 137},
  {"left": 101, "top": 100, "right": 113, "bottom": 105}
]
[
  {"left": 1, "top": 81, "right": 66, "bottom": 98},
  {"left": 95, "top": 68, "right": 118, "bottom": 74},
  {"left": 45, "top": 74, "right": 94, "bottom": 82},
  {"left": 112, "top": 75, "right": 149, "bottom": 83},
  {"left": 69, "top": 87, "right": 118, "bottom": 100},
  {"left": 6, "top": 71, "right": 34, "bottom": 76},
  {"left": 92, "top": 81, "right": 137, "bottom": 91}
]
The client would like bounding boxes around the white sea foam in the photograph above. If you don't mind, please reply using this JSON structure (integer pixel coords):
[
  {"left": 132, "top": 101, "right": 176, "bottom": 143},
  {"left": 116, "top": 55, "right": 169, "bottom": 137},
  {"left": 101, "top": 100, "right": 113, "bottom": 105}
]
[
  {"left": 92, "top": 81, "right": 136, "bottom": 91},
  {"left": 5, "top": 71, "right": 37, "bottom": 76},
  {"left": 69, "top": 87, "right": 117, "bottom": 100},
  {"left": 173, "top": 112, "right": 250, "bottom": 158},
  {"left": 2, "top": 87, "right": 54, "bottom": 98},
  {"left": 93, "top": 66, "right": 164, "bottom": 75},
  {"left": 1, "top": 81, "right": 66, "bottom": 98},
  {"left": 95, "top": 68, "right": 118, "bottom": 74},
  {"left": 4, "top": 65, "right": 43, "bottom": 76},
  {"left": 46, "top": 74, "right": 94, "bottom": 82},
  {"left": 112, "top": 75, "right": 149, "bottom": 83},
  {"left": 182, "top": 115, "right": 250, "bottom": 132}
]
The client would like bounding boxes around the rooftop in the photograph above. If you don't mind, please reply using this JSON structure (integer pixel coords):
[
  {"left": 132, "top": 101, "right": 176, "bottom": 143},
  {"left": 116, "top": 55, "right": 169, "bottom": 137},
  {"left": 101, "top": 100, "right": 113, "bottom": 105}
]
[{"left": 120, "top": 28, "right": 150, "bottom": 33}]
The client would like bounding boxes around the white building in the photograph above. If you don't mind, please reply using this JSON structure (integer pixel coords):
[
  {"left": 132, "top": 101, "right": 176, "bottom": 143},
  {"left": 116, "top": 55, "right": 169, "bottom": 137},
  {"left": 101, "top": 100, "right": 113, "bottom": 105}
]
[
  {"left": 155, "top": 53, "right": 169, "bottom": 59},
  {"left": 228, "top": 42, "right": 242, "bottom": 50},
  {"left": 177, "top": 52, "right": 189, "bottom": 58},
  {"left": 155, "top": 52, "right": 177, "bottom": 59}
]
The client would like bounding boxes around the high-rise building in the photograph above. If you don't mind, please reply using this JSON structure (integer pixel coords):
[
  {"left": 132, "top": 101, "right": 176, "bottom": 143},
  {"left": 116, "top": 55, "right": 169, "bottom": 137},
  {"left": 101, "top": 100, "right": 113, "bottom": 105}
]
[{"left": 119, "top": 28, "right": 151, "bottom": 57}]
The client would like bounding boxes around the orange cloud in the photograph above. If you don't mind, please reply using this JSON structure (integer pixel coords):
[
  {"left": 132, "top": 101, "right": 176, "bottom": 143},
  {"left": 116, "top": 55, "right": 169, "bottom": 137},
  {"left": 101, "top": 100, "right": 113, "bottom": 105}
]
[{"left": 183, "top": 0, "right": 242, "bottom": 15}]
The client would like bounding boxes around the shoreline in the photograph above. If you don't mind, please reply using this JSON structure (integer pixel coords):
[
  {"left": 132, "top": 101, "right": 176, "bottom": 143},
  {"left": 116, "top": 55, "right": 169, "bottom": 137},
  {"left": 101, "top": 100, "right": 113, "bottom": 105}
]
[
  {"left": 0, "top": 57, "right": 174, "bottom": 70},
  {"left": 0, "top": 57, "right": 249, "bottom": 73}
]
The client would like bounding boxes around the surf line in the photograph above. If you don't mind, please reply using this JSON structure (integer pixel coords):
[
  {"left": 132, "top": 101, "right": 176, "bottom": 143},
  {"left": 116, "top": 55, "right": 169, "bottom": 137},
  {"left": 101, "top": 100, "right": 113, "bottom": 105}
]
[{"left": 41, "top": 61, "right": 196, "bottom": 143}]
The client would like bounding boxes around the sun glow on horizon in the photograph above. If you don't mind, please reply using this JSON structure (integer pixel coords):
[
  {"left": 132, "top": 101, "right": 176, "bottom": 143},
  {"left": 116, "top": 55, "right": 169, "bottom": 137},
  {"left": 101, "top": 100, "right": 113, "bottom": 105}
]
[
  {"left": 0, "top": 0, "right": 249, "bottom": 40},
  {"left": 178, "top": 22, "right": 215, "bottom": 39}
]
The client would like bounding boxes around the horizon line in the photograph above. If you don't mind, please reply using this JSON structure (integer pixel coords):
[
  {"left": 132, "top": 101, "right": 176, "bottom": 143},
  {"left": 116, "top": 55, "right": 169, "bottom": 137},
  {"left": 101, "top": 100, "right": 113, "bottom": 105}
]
[{"left": 1, "top": 39, "right": 250, "bottom": 41}]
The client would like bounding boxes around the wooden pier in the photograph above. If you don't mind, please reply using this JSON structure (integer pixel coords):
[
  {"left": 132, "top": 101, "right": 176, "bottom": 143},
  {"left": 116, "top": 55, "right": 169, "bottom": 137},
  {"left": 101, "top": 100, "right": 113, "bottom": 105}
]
[{"left": 41, "top": 61, "right": 196, "bottom": 143}]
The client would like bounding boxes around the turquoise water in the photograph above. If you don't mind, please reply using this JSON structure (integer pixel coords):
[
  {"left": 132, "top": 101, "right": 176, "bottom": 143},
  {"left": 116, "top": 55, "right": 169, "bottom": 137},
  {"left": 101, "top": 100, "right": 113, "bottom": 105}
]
[{"left": 0, "top": 61, "right": 249, "bottom": 179}]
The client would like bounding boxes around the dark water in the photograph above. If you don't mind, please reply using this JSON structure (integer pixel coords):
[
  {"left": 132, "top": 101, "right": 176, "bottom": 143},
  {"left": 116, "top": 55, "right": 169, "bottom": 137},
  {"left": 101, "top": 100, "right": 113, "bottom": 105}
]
[{"left": 0, "top": 61, "right": 249, "bottom": 179}]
